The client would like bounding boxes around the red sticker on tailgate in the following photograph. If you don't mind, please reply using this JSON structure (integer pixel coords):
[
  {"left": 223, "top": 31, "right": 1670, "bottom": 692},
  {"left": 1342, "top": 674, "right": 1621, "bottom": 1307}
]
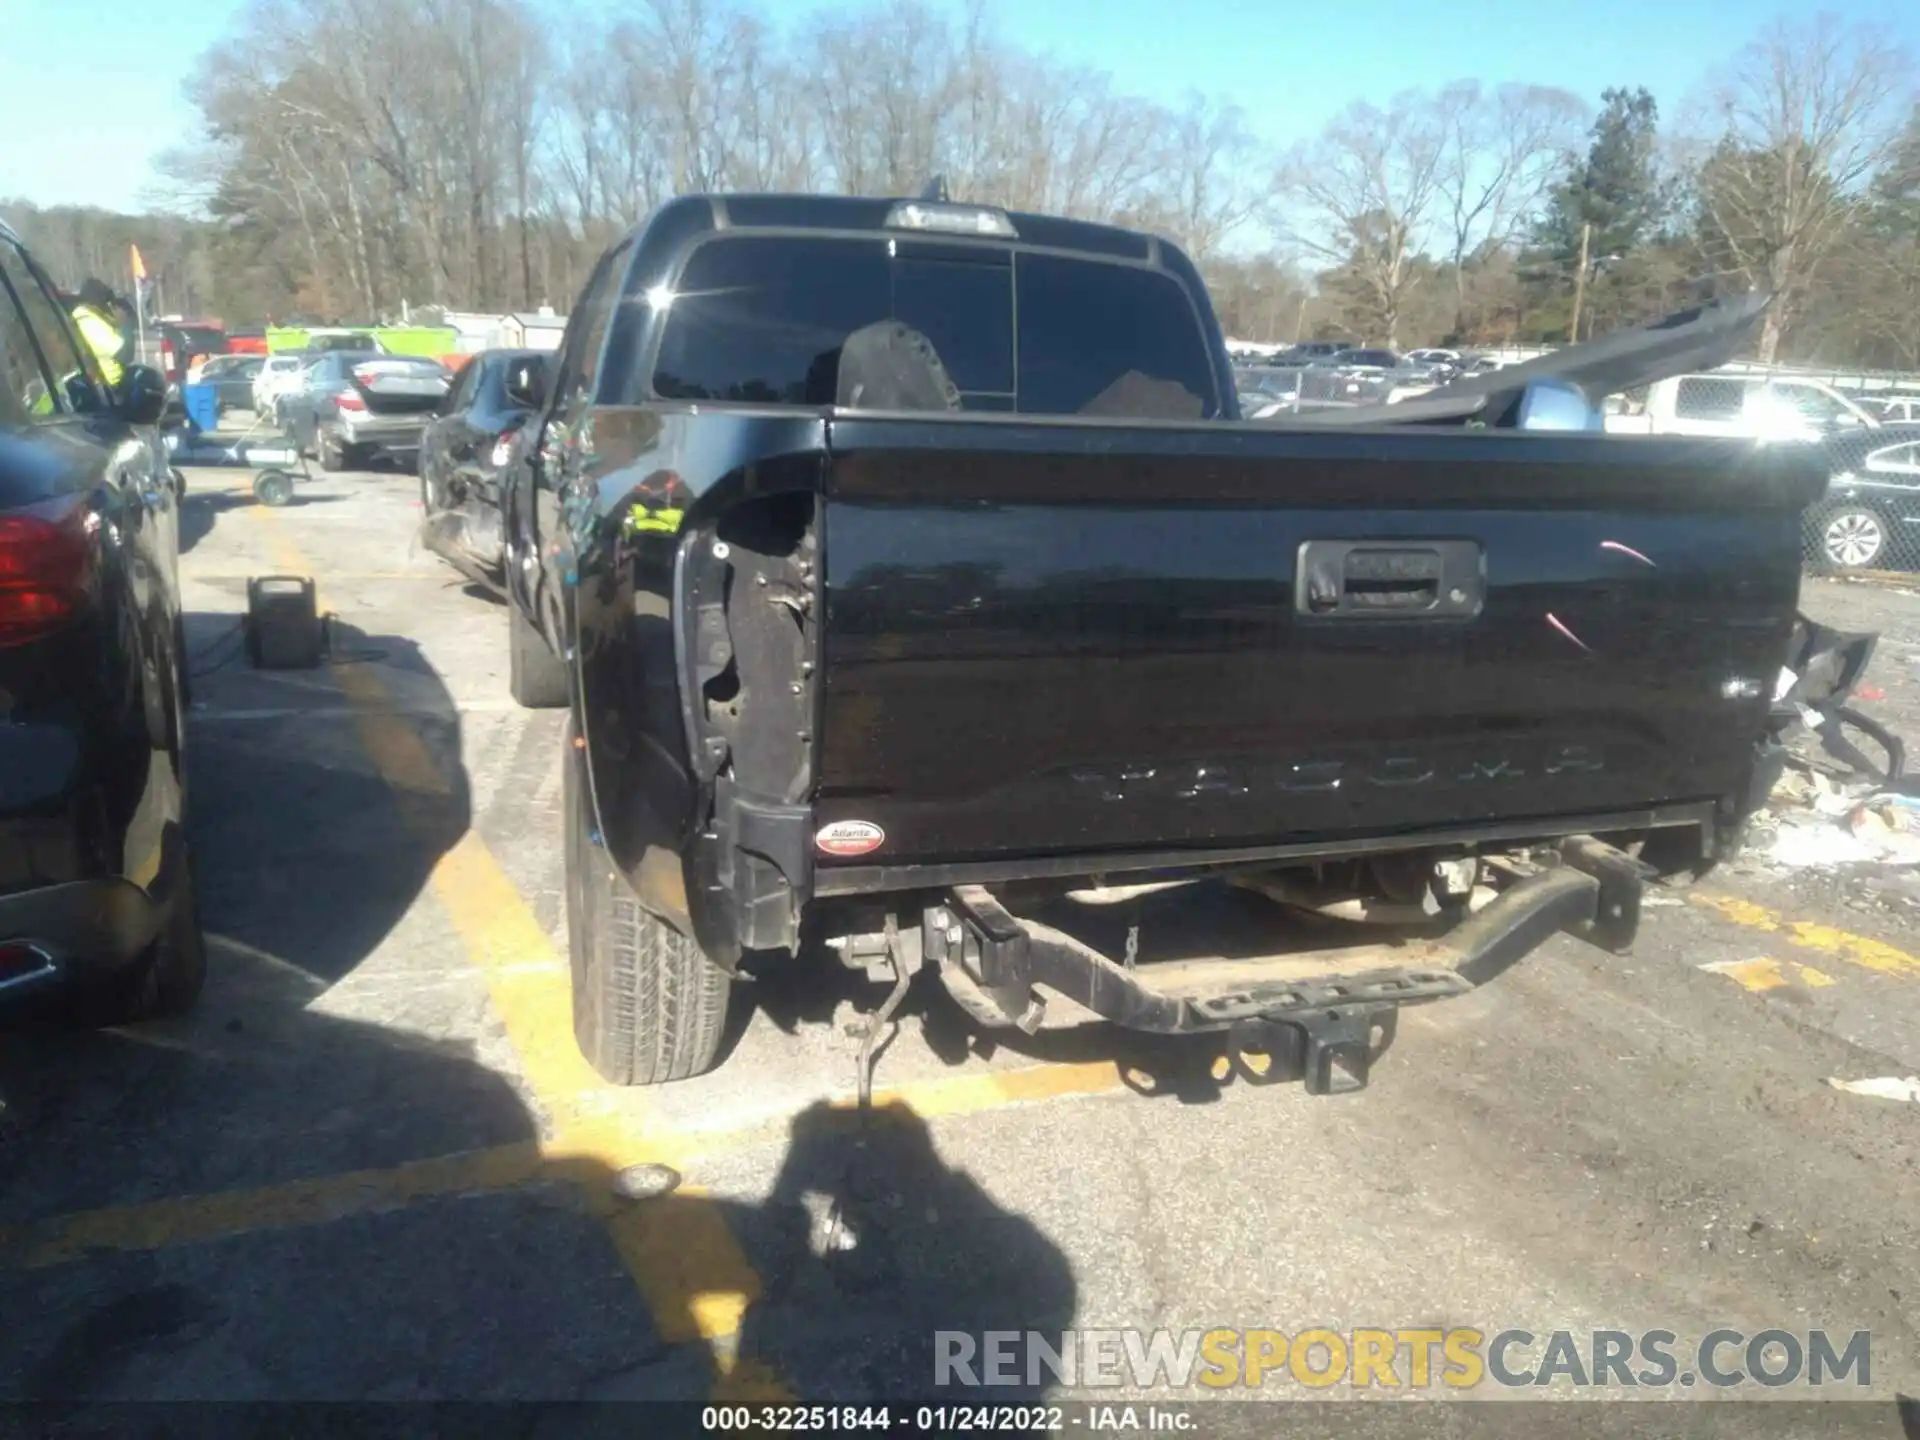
[{"left": 815, "top": 820, "right": 885, "bottom": 857}]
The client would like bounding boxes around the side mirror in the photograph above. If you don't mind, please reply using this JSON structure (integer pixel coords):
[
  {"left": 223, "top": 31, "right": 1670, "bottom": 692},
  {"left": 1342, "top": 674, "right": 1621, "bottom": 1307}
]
[
  {"left": 119, "top": 365, "right": 169, "bottom": 427},
  {"left": 504, "top": 358, "right": 548, "bottom": 410}
]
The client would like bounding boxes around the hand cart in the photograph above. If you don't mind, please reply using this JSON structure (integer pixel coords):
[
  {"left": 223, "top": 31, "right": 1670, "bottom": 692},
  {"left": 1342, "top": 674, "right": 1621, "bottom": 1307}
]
[{"left": 160, "top": 389, "right": 311, "bottom": 507}]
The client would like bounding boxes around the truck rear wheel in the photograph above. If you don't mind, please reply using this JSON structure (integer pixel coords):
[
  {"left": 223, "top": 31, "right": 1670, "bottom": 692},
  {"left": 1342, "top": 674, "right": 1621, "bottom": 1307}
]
[
  {"left": 564, "top": 717, "right": 730, "bottom": 1085},
  {"left": 508, "top": 603, "right": 569, "bottom": 709}
]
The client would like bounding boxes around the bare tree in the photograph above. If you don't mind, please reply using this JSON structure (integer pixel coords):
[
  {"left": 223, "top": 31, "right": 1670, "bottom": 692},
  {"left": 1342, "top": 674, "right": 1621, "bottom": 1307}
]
[
  {"left": 1146, "top": 93, "right": 1260, "bottom": 262},
  {"left": 1433, "top": 80, "right": 1587, "bottom": 334},
  {"left": 805, "top": 0, "right": 959, "bottom": 195},
  {"left": 1274, "top": 92, "right": 1445, "bottom": 347},
  {"left": 134, "top": 0, "right": 1837, "bottom": 357},
  {"left": 1691, "top": 14, "right": 1911, "bottom": 361}
]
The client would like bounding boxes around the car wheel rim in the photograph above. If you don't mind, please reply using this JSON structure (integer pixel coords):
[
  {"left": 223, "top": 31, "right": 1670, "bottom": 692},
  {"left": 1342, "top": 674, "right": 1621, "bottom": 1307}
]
[{"left": 1824, "top": 513, "right": 1883, "bottom": 567}]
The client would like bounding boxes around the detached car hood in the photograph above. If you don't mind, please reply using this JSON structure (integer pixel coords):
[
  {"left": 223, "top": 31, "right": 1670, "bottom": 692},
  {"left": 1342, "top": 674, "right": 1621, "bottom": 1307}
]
[{"left": 1286, "top": 292, "right": 1773, "bottom": 429}]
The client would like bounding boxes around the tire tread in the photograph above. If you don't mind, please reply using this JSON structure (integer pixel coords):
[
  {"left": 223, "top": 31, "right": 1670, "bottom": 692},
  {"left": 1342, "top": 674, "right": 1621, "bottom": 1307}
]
[{"left": 565, "top": 720, "right": 728, "bottom": 1085}]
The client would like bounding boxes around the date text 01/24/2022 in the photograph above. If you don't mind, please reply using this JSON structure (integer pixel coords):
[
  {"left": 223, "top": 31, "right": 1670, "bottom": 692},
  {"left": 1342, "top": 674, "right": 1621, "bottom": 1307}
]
[{"left": 700, "top": 1405, "right": 1192, "bottom": 1432}]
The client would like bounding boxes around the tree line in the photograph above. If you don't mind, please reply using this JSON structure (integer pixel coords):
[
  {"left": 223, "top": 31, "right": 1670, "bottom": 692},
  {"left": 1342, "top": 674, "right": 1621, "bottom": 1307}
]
[{"left": 3, "top": 1, "right": 1915, "bottom": 367}]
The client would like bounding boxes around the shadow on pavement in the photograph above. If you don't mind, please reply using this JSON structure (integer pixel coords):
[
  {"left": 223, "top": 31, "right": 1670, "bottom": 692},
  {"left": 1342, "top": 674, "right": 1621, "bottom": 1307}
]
[
  {"left": 733, "top": 1097, "right": 1076, "bottom": 1403},
  {"left": 0, "top": 614, "right": 1082, "bottom": 1404},
  {"left": 178, "top": 486, "right": 346, "bottom": 555},
  {"left": 567, "top": 1098, "right": 1077, "bottom": 1411},
  {"left": 460, "top": 582, "right": 506, "bottom": 607},
  {"left": 0, "top": 617, "right": 495, "bottom": 1220}
]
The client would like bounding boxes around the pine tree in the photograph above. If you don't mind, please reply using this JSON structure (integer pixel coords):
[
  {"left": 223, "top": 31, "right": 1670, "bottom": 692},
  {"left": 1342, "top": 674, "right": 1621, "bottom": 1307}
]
[{"left": 1533, "top": 88, "right": 1667, "bottom": 267}]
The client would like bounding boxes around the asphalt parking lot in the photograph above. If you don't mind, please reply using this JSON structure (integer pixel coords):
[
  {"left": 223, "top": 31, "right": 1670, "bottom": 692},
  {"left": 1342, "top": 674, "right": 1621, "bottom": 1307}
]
[{"left": 2, "top": 466, "right": 1918, "bottom": 1413}]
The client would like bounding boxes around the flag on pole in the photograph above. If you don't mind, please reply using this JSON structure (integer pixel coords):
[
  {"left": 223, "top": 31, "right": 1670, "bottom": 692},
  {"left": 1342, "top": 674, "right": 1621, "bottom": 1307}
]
[{"left": 130, "top": 243, "right": 147, "bottom": 281}]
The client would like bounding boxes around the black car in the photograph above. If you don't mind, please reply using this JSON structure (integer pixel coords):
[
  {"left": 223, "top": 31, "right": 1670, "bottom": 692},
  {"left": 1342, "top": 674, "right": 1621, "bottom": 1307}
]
[
  {"left": 192, "top": 353, "right": 266, "bottom": 416},
  {"left": 418, "top": 349, "right": 550, "bottom": 590},
  {"left": 281, "top": 350, "right": 450, "bottom": 471},
  {"left": 1807, "top": 425, "right": 1920, "bottom": 571},
  {"left": 0, "top": 221, "right": 204, "bottom": 1021}
]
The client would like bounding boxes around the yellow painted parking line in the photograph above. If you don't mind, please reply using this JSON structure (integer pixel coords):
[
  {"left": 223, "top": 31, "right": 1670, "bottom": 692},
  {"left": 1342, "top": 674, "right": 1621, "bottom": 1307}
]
[
  {"left": 869, "top": 1058, "right": 1123, "bottom": 1119},
  {"left": 1692, "top": 893, "right": 1920, "bottom": 980},
  {"left": 242, "top": 506, "right": 785, "bottom": 1398},
  {"left": 1698, "top": 956, "right": 1838, "bottom": 994},
  {"left": 4, "top": 1144, "right": 545, "bottom": 1270},
  {"left": 0, "top": 1059, "right": 1125, "bottom": 1275}
]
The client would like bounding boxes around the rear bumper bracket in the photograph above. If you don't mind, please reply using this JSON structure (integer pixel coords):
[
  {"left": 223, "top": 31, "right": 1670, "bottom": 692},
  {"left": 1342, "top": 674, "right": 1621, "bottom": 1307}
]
[{"left": 938, "top": 837, "right": 1637, "bottom": 1092}]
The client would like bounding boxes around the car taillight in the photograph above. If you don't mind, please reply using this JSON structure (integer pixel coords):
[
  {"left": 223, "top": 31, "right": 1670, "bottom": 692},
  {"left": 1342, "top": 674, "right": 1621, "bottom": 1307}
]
[
  {"left": 490, "top": 426, "right": 522, "bottom": 468},
  {"left": 335, "top": 391, "right": 366, "bottom": 412},
  {"left": 0, "top": 503, "right": 94, "bottom": 647},
  {"left": 159, "top": 343, "right": 175, "bottom": 376}
]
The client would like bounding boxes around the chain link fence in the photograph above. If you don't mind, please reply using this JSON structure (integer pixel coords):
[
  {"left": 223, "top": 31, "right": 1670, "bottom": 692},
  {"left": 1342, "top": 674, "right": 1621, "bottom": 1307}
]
[
  {"left": 1230, "top": 359, "right": 1920, "bottom": 576},
  {"left": 1802, "top": 424, "right": 1920, "bottom": 576},
  {"left": 1638, "top": 364, "right": 1920, "bottom": 576}
]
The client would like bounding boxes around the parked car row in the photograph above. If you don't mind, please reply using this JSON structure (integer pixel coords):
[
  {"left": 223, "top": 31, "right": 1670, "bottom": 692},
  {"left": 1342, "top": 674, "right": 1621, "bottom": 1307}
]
[
  {"left": 1234, "top": 345, "right": 1451, "bottom": 415},
  {"left": 1234, "top": 349, "right": 1919, "bottom": 574}
]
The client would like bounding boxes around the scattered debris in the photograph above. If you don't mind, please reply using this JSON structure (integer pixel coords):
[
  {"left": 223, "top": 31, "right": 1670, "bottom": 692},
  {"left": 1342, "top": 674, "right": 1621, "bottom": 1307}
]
[
  {"left": 1825, "top": 1075, "right": 1920, "bottom": 1103},
  {"left": 1757, "top": 784, "right": 1920, "bottom": 868},
  {"left": 1753, "top": 619, "right": 1917, "bottom": 869}
]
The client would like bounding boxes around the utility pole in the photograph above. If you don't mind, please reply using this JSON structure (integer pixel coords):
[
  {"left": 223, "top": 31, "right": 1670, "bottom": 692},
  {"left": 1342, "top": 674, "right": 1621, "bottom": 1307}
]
[
  {"left": 1569, "top": 221, "right": 1592, "bottom": 343},
  {"left": 1294, "top": 292, "right": 1310, "bottom": 343}
]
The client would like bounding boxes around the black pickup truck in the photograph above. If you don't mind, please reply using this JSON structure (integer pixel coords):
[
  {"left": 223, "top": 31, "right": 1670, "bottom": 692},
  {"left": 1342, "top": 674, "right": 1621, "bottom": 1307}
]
[{"left": 498, "top": 193, "right": 1824, "bottom": 1093}]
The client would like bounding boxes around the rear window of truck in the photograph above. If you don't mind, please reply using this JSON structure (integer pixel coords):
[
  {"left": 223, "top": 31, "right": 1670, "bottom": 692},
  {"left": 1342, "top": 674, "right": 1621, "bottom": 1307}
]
[{"left": 648, "top": 234, "right": 1219, "bottom": 418}]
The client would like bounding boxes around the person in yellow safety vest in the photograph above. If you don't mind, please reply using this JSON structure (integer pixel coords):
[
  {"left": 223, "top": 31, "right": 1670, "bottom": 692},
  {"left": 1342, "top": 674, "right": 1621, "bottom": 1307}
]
[{"left": 70, "top": 278, "right": 127, "bottom": 389}]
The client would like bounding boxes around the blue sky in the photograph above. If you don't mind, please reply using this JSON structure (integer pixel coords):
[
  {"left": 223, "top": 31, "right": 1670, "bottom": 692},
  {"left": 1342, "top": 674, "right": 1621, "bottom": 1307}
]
[{"left": 1, "top": 0, "right": 1913, "bottom": 213}]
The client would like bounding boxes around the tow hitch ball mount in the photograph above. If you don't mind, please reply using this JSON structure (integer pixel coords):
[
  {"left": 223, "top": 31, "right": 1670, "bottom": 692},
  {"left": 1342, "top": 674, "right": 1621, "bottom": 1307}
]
[{"left": 1226, "top": 1007, "right": 1399, "bottom": 1097}]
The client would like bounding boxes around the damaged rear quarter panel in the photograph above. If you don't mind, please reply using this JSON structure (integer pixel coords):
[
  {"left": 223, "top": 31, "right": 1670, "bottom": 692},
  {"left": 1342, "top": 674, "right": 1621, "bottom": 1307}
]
[{"left": 565, "top": 406, "right": 828, "bottom": 969}]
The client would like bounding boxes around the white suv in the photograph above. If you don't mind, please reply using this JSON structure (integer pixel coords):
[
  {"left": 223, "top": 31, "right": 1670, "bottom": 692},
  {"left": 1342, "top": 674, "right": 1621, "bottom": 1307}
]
[
  {"left": 1605, "top": 373, "right": 1879, "bottom": 440},
  {"left": 252, "top": 354, "right": 313, "bottom": 416}
]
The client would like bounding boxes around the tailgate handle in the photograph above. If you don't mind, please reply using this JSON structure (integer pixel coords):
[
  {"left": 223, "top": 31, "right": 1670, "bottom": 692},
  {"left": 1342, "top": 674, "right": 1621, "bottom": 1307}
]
[{"left": 1297, "top": 541, "right": 1483, "bottom": 619}]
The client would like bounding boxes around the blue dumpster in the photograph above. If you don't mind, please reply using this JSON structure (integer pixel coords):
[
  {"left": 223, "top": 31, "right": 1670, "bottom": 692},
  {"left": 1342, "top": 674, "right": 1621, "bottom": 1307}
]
[{"left": 181, "top": 382, "right": 220, "bottom": 434}]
